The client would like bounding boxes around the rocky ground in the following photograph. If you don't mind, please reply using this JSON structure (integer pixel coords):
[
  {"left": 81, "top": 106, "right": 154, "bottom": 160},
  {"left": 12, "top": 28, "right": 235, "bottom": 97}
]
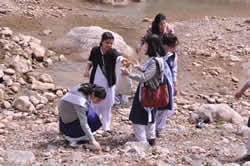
[{"left": 0, "top": 0, "right": 250, "bottom": 166}]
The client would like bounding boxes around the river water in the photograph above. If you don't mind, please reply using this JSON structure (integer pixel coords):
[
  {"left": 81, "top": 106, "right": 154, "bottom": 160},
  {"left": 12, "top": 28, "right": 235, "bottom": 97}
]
[{"left": 106, "top": 0, "right": 250, "bottom": 21}]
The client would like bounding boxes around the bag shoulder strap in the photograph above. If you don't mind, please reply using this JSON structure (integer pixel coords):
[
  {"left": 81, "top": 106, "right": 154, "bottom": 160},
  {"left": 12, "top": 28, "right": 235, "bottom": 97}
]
[{"left": 153, "top": 57, "right": 164, "bottom": 83}]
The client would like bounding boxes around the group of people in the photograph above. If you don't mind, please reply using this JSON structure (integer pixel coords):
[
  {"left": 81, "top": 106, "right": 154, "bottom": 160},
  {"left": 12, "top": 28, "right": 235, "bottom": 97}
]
[
  {"left": 58, "top": 13, "right": 178, "bottom": 150},
  {"left": 57, "top": 12, "right": 250, "bottom": 161}
]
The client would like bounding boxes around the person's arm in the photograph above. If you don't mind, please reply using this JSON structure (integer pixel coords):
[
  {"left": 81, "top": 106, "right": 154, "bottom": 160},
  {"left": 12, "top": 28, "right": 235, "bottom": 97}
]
[
  {"left": 73, "top": 104, "right": 95, "bottom": 141},
  {"left": 136, "top": 27, "right": 152, "bottom": 54},
  {"left": 126, "top": 60, "right": 157, "bottom": 83},
  {"left": 84, "top": 48, "right": 95, "bottom": 77},
  {"left": 84, "top": 62, "right": 92, "bottom": 77},
  {"left": 235, "top": 80, "right": 250, "bottom": 99},
  {"left": 73, "top": 104, "right": 101, "bottom": 151}
]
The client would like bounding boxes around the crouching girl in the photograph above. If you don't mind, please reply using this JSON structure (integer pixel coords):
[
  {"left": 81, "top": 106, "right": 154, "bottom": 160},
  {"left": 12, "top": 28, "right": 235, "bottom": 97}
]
[{"left": 58, "top": 83, "right": 106, "bottom": 151}]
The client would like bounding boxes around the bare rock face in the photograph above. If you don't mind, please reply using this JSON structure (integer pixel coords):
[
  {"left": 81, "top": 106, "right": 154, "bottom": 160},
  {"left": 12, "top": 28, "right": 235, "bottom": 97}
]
[
  {"left": 13, "top": 96, "right": 35, "bottom": 112},
  {"left": 191, "top": 104, "right": 243, "bottom": 125}
]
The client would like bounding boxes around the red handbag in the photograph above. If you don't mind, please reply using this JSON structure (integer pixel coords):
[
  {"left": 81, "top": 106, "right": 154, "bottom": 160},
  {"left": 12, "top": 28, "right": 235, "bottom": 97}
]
[{"left": 141, "top": 84, "right": 169, "bottom": 108}]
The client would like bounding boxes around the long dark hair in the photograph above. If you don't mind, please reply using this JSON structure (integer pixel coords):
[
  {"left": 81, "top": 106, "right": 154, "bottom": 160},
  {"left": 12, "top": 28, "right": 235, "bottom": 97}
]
[
  {"left": 145, "top": 34, "right": 165, "bottom": 57},
  {"left": 99, "top": 32, "right": 114, "bottom": 46},
  {"left": 162, "top": 33, "right": 179, "bottom": 48},
  {"left": 151, "top": 13, "right": 167, "bottom": 35},
  {"left": 78, "top": 83, "right": 106, "bottom": 99}
]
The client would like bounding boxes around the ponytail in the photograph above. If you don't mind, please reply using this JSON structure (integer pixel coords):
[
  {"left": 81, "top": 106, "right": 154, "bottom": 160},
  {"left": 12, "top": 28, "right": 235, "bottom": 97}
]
[{"left": 78, "top": 83, "right": 106, "bottom": 99}]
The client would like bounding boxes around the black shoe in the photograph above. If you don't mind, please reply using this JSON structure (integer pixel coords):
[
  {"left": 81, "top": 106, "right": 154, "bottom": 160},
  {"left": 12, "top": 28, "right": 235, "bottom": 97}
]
[
  {"left": 235, "top": 154, "right": 250, "bottom": 163},
  {"left": 196, "top": 117, "right": 210, "bottom": 129},
  {"left": 148, "top": 139, "right": 156, "bottom": 146}
]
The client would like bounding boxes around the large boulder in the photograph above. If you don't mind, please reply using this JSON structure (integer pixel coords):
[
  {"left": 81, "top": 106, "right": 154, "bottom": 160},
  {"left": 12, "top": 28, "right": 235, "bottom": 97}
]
[
  {"left": 190, "top": 104, "right": 243, "bottom": 125},
  {"left": 52, "top": 26, "right": 135, "bottom": 60}
]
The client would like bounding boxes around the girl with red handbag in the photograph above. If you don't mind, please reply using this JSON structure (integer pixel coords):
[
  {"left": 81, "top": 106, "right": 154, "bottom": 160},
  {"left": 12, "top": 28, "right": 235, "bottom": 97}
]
[{"left": 121, "top": 34, "right": 165, "bottom": 146}]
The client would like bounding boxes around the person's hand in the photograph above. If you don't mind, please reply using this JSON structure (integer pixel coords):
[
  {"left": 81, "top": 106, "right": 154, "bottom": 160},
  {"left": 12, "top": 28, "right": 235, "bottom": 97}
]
[
  {"left": 174, "top": 87, "right": 178, "bottom": 96},
  {"left": 91, "top": 140, "right": 102, "bottom": 151},
  {"left": 84, "top": 71, "right": 89, "bottom": 78},
  {"left": 235, "top": 91, "right": 243, "bottom": 99},
  {"left": 121, "top": 68, "right": 128, "bottom": 76},
  {"left": 132, "top": 63, "right": 140, "bottom": 69}
]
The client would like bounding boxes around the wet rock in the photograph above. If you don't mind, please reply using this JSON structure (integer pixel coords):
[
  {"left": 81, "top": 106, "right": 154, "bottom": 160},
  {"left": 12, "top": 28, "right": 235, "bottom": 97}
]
[
  {"left": 7, "top": 150, "right": 35, "bottom": 165},
  {"left": 13, "top": 96, "right": 35, "bottom": 112},
  {"left": 39, "top": 73, "right": 54, "bottom": 83}
]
